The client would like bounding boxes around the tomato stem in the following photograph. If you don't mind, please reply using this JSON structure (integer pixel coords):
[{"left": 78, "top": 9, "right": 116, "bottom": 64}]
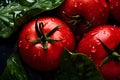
[
  {"left": 98, "top": 39, "right": 120, "bottom": 68},
  {"left": 62, "top": 11, "right": 82, "bottom": 26},
  {"left": 26, "top": 20, "right": 61, "bottom": 50},
  {"left": 62, "top": 11, "right": 93, "bottom": 33}
]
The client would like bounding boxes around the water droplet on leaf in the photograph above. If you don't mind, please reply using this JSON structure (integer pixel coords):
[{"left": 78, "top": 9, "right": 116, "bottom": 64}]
[{"left": 12, "top": 57, "right": 16, "bottom": 64}]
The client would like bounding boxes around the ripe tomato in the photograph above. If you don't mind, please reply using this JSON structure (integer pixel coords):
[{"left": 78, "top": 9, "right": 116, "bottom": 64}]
[
  {"left": 108, "top": 0, "right": 120, "bottom": 23},
  {"left": 18, "top": 17, "right": 75, "bottom": 71},
  {"left": 77, "top": 25, "right": 120, "bottom": 80},
  {"left": 58, "top": 0, "right": 109, "bottom": 42},
  {"left": 58, "top": 0, "right": 109, "bottom": 29}
]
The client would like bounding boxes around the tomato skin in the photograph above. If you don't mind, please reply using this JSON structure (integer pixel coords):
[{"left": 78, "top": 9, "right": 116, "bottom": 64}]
[
  {"left": 77, "top": 25, "right": 120, "bottom": 80},
  {"left": 18, "top": 17, "right": 75, "bottom": 71},
  {"left": 100, "top": 61, "right": 120, "bottom": 80},
  {"left": 108, "top": 0, "right": 120, "bottom": 23},
  {"left": 58, "top": 0, "right": 109, "bottom": 27}
]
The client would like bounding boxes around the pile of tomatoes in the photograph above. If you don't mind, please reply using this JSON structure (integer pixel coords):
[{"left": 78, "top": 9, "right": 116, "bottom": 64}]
[{"left": 18, "top": 0, "right": 120, "bottom": 80}]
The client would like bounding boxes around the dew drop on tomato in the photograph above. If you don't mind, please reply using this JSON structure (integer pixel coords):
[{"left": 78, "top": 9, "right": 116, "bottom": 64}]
[
  {"left": 110, "top": 5, "right": 114, "bottom": 9},
  {"left": 94, "top": 0, "right": 99, "bottom": 3},
  {"left": 18, "top": 41, "right": 22, "bottom": 47},
  {"left": 19, "top": 40, "right": 22, "bottom": 44},
  {"left": 100, "top": 0, "right": 107, "bottom": 8},
  {"left": 89, "top": 54, "right": 92, "bottom": 59},
  {"left": 99, "top": 8, "right": 103, "bottom": 12},
  {"left": 79, "top": 2, "right": 83, "bottom": 6},
  {"left": 115, "top": 2, "right": 119, "bottom": 7},
  {"left": 91, "top": 46, "right": 96, "bottom": 53},
  {"left": 18, "top": 44, "right": 21, "bottom": 47},
  {"left": 34, "top": 54, "right": 37, "bottom": 57},
  {"left": 96, "top": 40, "right": 101, "bottom": 45},
  {"left": 25, "top": 46, "right": 29, "bottom": 49},
  {"left": 74, "top": 2, "right": 78, "bottom": 8}
]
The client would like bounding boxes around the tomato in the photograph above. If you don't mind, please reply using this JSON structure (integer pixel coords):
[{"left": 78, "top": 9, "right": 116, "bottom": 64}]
[
  {"left": 18, "top": 17, "right": 75, "bottom": 71},
  {"left": 77, "top": 25, "right": 120, "bottom": 80},
  {"left": 58, "top": 0, "right": 109, "bottom": 42},
  {"left": 58, "top": 0, "right": 109, "bottom": 30},
  {"left": 108, "top": 0, "right": 120, "bottom": 23}
]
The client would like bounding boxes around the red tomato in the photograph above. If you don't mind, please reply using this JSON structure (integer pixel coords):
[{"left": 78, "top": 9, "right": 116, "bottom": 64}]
[
  {"left": 77, "top": 25, "right": 120, "bottom": 80},
  {"left": 18, "top": 17, "right": 75, "bottom": 71},
  {"left": 58, "top": 0, "right": 109, "bottom": 42},
  {"left": 108, "top": 0, "right": 120, "bottom": 23},
  {"left": 58, "top": 0, "right": 109, "bottom": 29}
]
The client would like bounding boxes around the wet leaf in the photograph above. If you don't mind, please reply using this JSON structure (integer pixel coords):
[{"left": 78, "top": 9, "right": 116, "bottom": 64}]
[
  {"left": 0, "top": 0, "right": 64, "bottom": 38},
  {"left": 56, "top": 49, "right": 104, "bottom": 80},
  {"left": 0, "top": 52, "right": 29, "bottom": 80}
]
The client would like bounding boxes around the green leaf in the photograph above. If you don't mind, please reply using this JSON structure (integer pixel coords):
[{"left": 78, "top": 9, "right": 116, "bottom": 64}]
[
  {"left": 0, "top": 0, "right": 64, "bottom": 38},
  {"left": 56, "top": 49, "right": 104, "bottom": 80},
  {"left": 0, "top": 52, "right": 29, "bottom": 80}
]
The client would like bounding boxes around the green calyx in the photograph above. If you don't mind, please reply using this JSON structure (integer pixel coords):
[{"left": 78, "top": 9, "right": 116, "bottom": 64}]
[
  {"left": 98, "top": 39, "right": 120, "bottom": 68},
  {"left": 62, "top": 11, "right": 93, "bottom": 32},
  {"left": 62, "top": 11, "right": 94, "bottom": 26},
  {"left": 27, "top": 20, "right": 61, "bottom": 50},
  {"left": 62, "top": 11, "right": 82, "bottom": 26}
]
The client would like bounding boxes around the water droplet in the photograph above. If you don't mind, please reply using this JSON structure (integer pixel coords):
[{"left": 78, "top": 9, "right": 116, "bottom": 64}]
[
  {"left": 74, "top": 2, "right": 78, "bottom": 7},
  {"left": 111, "top": 28, "right": 114, "bottom": 31},
  {"left": 27, "top": 0, "right": 35, "bottom": 2},
  {"left": 12, "top": 57, "right": 16, "bottom": 63},
  {"left": 18, "top": 44, "right": 21, "bottom": 47},
  {"left": 91, "top": 32, "right": 98, "bottom": 36},
  {"left": 96, "top": 40, "right": 101, "bottom": 45},
  {"left": 99, "top": 8, "right": 105, "bottom": 17},
  {"left": 18, "top": 41, "right": 22, "bottom": 47},
  {"left": 25, "top": 46, "right": 29, "bottom": 49},
  {"left": 79, "top": 3, "right": 83, "bottom": 6},
  {"left": 101, "top": 1, "right": 107, "bottom": 8},
  {"left": 91, "top": 46, "right": 96, "bottom": 53},
  {"left": 110, "top": 5, "right": 114, "bottom": 9},
  {"left": 19, "top": 40, "right": 22, "bottom": 43},
  {"left": 38, "top": 51, "right": 42, "bottom": 57},
  {"left": 99, "top": 8, "right": 103, "bottom": 12},
  {"left": 34, "top": 54, "right": 37, "bottom": 57},
  {"left": 95, "top": 0, "right": 99, "bottom": 3},
  {"left": 27, "top": 29, "right": 31, "bottom": 32},
  {"left": 88, "top": 45, "right": 91, "bottom": 48},
  {"left": 115, "top": 2, "right": 119, "bottom": 7},
  {"left": 113, "top": 25, "right": 116, "bottom": 27},
  {"left": 89, "top": 54, "right": 92, "bottom": 59}
]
